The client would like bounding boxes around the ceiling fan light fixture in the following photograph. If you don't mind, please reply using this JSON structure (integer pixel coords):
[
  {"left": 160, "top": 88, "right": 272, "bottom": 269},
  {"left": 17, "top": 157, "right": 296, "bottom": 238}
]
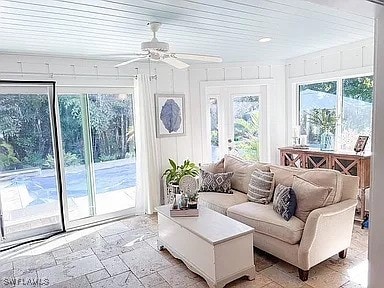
[
  {"left": 259, "top": 37, "right": 272, "bottom": 43},
  {"left": 113, "top": 22, "right": 222, "bottom": 69},
  {"left": 141, "top": 41, "right": 169, "bottom": 52}
]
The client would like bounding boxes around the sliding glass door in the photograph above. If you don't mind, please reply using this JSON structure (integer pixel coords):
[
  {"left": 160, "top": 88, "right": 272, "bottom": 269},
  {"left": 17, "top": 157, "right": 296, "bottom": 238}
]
[
  {"left": 0, "top": 82, "right": 136, "bottom": 248},
  {"left": 0, "top": 82, "right": 63, "bottom": 246},
  {"left": 58, "top": 93, "right": 136, "bottom": 224}
]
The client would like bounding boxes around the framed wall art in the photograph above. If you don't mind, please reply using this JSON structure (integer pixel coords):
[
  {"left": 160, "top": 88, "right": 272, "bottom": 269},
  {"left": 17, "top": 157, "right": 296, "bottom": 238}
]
[
  {"left": 155, "top": 93, "right": 185, "bottom": 137},
  {"left": 354, "top": 135, "right": 369, "bottom": 153}
]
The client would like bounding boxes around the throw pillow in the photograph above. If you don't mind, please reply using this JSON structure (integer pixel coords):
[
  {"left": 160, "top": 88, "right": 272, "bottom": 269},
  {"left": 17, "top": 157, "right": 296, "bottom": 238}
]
[
  {"left": 199, "top": 169, "right": 234, "bottom": 194},
  {"left": 200, "top": 158, "right": 225, "bottom": 173},
  {"left": 273, "top": 184, "right": 297, "bottom": 221},
  {"left": 224, "top": 154, "right": 270, "bottom": 194},
  {"left": 292, "top": 175, "right": 333, "bottom": 222},
  {"left": 298, "top": 169, "right": 342, "bottom": 205},
  {"left": 269, "top": 165, "right": 306, "bottom": 187},
  {"left": 247, "top": 169, "right": 275, "bottom": 204}
]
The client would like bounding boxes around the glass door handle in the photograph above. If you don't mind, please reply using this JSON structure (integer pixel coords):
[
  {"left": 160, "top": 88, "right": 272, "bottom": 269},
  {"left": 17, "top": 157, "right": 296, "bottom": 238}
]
[
  {"left": 0, "top": 197, "right": 4, "bottom": 239},
  {"left": 228, "top": 139, "right": 233, "bottom": 152}
]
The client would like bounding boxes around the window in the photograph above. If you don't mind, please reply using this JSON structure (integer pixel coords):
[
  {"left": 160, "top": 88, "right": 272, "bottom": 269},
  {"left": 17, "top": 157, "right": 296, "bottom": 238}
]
[
  {"left": 210, "top": 98, "right": 219, "bottom": 162},
  {"left": 298, "top": 76, "right": 373, "bottom": 151},
  {"left": 341, "top": 77, "right": 373, "bottom": 151},
  {"left": 299, "top": 81, "right": 337, "bottom": 147}
]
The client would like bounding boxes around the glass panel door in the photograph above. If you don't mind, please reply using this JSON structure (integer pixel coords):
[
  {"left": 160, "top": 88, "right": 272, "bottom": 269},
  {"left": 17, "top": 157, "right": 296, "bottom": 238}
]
[
  {"left": 88, "top": 93, "right": 136, "bottom": 216},
  {"left": 58, "top": 95, "right": 90, "bottom": 221},
  {"left": 58, "top": 93, "right": 136, "bottom": 223},
  {"left": 232, "top": 96, "right": 260, "bottom": 161},
  {"left": 0, "top": 82, "right": 63, "bottom": 245},
  {"left": 209, "top": 98, "right": 220, "bottom": 162}
]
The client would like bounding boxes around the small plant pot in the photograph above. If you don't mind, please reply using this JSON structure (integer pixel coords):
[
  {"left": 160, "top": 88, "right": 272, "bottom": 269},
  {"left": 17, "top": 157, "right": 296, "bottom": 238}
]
[{"left": 188, "top": 201, "right": 198, "bottom": 209}]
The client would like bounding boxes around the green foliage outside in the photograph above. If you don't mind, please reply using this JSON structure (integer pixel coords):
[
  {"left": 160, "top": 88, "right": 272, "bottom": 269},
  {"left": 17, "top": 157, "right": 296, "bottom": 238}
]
[
  {"left": 301, "top": 76, "right": 373, "bottom": 103},
  {"left": 44, "top": 152, "right": 81, "bottom": 169},
  {"left": 0, "top": 93, "right": 136, "bottom": 171},
  {"left": 0, "top": 142, "right": 20, "bottom": 170},
  {"left": 234, "top": 111, "right": 260, "bottom": 161},
  {"left": 343, "top": 76, "right": 374, "bottom": 103},
  {"left": 211, "top": 130, "right": 218, "bottom": 146}
]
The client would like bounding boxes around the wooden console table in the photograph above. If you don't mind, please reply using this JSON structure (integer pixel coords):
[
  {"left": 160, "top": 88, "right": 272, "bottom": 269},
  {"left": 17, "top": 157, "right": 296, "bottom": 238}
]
[{"left": 279, "top": 147, "right": 371, "bottom": 220}]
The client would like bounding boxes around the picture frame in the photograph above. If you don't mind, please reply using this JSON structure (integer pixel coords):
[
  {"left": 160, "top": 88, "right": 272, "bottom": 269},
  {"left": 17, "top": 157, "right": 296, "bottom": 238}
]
[
  {"left": 354, "top": 136, "right": 369, "bottom": 153},
  {"left": 155, "top": 93, "right": 185, "bottom": 137}
]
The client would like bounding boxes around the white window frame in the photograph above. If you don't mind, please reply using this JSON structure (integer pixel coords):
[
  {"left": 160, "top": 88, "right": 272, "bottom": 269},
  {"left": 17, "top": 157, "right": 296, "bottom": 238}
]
[{"left": 294, "top": 73, "right": 373, "bottom": 150}]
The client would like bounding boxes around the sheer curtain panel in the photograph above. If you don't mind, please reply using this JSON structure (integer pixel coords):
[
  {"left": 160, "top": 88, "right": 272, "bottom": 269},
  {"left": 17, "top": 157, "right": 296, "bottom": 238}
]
[{"left": 134, "top": 74, "right": 160, "bottom": 214}]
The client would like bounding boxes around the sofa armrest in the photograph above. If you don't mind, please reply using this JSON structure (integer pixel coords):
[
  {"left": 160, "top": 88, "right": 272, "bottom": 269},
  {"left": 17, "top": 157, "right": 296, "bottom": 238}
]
[{"left": 298, "top": 199, "right": 357, "bottom": 270}]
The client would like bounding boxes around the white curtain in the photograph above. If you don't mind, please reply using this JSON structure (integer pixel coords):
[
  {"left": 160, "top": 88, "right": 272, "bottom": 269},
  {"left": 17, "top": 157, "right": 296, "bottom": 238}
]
[{"left": 134, "top": 74, "right": 160, "bottom": 214}]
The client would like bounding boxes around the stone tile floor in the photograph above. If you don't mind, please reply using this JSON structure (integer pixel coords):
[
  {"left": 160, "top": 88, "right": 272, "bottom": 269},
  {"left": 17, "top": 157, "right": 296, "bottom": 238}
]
[{"left": 0, "top": 214, "right": 368, "bottom": 288}]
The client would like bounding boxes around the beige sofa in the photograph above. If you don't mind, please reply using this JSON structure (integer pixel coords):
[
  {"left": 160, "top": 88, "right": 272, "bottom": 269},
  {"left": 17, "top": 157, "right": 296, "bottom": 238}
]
[{"left": 199, "top": 155, "right": 359, "bottom": 281}]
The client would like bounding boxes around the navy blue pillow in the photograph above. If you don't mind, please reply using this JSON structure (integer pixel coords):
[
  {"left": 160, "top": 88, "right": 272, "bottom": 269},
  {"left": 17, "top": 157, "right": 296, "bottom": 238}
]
[{"left": 273, "top": 184, "right": 297, "bottom": 221}]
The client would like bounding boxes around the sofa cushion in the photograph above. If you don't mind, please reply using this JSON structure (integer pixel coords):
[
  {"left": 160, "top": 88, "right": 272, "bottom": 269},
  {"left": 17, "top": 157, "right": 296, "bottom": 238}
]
[
  {"left": 247, "top": 169, "right": 275, "bottom": 204},
  {"left": 199, "top": 170, "right": 234, "bottom": 194},
  {"left": 269, "top": 165, "right": 306, "bottom": 187},
  {"left": 227, "top": 202, "right": 305, "bottom": 245},
  {"left": 273, "top": 184, "right": 297, "bottom": 221},
  {"left": 198, "top": 190, "right": 248, "bottom": 215},
  {"left": 224, "top": 154, "right": 270, "bottom": 194},
  {"left": 200, "top": 158, "right": 224, "bottom": 173},
  {"left": 292, "top": 175, "right": 333, "bottom": 222}
]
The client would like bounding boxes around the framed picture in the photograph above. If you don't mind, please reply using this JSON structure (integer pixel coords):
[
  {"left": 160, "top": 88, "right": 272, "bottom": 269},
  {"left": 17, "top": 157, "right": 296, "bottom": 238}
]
[
  {"left": 354, "top": 136, "right": 369, "bottom": 153},
  {"left": 155, "top": 93, "right": 185, "bottom": 137}
]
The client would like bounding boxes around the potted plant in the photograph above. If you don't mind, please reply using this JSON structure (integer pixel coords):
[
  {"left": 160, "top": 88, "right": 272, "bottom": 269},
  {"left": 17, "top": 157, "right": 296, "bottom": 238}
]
[
  {"left": 162, "top": 159, "right": 199, "bottom": 195},
  {"left": 188, "top": 192, "right": 199, "bottom": 209},
  {"left": 307, "top": 108, "right": 338, "bottom": 151}
]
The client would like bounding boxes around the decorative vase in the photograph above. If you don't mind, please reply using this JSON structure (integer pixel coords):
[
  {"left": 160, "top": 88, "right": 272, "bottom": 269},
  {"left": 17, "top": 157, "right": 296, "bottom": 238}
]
[
  {"left": 179, "top": 192, "right": 189, "bottom": 209},
  {"left": 188, "top": 201, "right": 198, "bottom": 209},
  {"left": 320, "top": 131, "right": 335, "bottom": 151}
]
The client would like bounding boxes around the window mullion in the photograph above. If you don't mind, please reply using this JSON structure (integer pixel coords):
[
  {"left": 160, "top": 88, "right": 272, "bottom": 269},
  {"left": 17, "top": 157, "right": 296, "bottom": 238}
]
[{"left": 336, "top": 79, "right": 343, "bottom": 150}]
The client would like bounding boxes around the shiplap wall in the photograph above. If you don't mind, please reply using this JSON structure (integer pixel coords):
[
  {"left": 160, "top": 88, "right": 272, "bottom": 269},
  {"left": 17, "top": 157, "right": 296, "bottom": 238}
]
[
  {"left": 286, "top": 38, "right": 374, "bottom": 79},
  {"left": 153, "top": 63, "right": 286, "bottom": 172}
]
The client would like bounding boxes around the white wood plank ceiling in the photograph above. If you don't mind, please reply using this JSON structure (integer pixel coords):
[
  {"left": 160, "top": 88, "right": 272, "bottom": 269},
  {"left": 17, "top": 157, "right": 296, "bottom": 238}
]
[{"left": 0, "top": 0, "right": 374, "bottom": 63}]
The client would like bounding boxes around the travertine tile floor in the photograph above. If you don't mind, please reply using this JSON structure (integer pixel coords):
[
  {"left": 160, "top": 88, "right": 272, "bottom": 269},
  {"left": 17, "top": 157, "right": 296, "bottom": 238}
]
[{"left": 0, "top": 214, "right": 368, "bottom": 288}]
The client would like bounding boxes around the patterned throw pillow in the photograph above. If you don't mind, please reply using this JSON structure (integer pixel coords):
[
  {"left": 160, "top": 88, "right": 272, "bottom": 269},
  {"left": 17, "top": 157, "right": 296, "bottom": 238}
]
[
  {"left": 273, "top": 184, "right": 297, "bottom": 221},
  {"left": 247, "top": 169, "right": 275, "bottom": 204},
  {"left": 199, "top": 170, "right": 234, "bottom": 194}
]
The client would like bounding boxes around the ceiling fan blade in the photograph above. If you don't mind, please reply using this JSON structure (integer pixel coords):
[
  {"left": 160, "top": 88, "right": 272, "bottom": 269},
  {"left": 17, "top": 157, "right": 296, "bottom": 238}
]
[
  {"left": 114, "top": 57, "right": 147, "bottom": 68},
  {"left": 172, "top": 53, "right": 222, "bottom": 63},
  {"left": 161, "top": 57, "right": 189, "bottom": 69},
  {"left": 104, "top": 53, "right": 149, "bottom": 57}
]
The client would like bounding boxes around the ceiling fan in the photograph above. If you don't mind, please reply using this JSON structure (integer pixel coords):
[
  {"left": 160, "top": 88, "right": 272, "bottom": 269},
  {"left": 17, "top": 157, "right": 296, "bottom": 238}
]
[{"left": 114, "top": 22, "right": 223, "bottom": 69}]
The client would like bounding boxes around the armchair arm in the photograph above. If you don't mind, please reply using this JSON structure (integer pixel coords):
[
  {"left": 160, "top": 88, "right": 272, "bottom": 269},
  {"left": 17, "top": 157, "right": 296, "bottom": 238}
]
[{"left": 298, "top": 199, "right": 357, "bottom": 270}]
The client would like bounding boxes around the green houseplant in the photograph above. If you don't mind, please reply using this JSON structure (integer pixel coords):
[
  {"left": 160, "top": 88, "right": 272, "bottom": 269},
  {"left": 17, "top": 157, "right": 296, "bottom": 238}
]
[
  {"left": 162, "top": 159, "right": 199, "bottom": 185},
  {"left": 162, "top": 159, "right": 199, "bottom": 205}
]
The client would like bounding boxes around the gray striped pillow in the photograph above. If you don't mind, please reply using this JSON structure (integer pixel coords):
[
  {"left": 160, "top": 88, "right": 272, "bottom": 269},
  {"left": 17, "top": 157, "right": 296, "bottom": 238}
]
[{"left": 247, "top": 169, "right": 275, "bottom": 204}]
